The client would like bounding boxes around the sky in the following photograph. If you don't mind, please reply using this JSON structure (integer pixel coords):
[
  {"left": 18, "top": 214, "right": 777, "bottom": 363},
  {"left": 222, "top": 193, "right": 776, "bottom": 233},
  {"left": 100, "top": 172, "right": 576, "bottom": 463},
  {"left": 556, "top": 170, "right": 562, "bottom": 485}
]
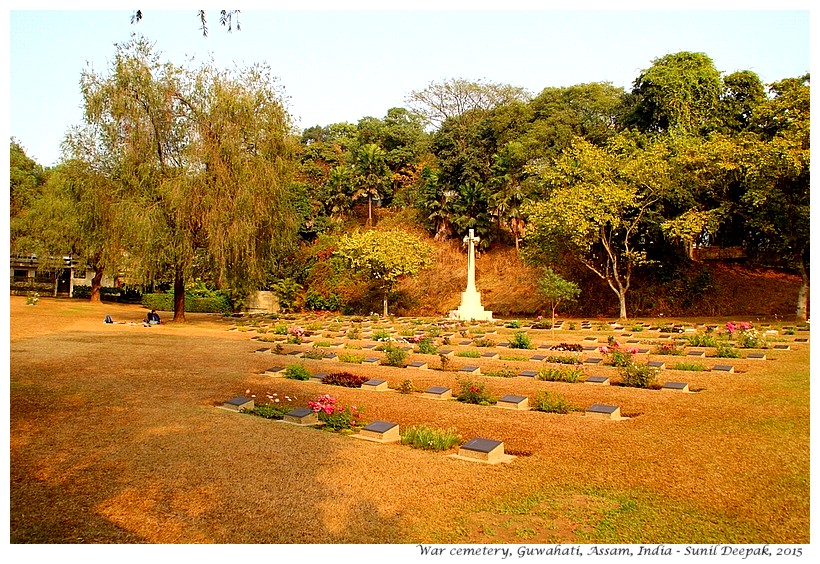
[{"left": 3, "top": 1, "right": 814, "bottom": 167}]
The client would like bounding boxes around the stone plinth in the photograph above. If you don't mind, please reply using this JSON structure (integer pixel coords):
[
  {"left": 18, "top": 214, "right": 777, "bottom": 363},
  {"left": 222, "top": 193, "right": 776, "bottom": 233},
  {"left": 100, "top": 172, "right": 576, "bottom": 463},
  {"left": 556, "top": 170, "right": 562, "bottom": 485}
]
[
  {"left": 282, "top": 407, "right": 319, "bottom": 426},
  {"left": 355, "top": 420, "right": 400, "bottom": 443},
  {"left": 222, "top": 397, "right": 253, "bottom": 412}
]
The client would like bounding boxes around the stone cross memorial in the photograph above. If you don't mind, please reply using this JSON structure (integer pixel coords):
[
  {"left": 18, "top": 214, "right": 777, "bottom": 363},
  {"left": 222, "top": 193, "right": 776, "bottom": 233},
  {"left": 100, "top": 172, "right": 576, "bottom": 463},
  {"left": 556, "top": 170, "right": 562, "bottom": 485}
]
[{"left": 450, "top": 229, "right": 493, "bottom": 321}]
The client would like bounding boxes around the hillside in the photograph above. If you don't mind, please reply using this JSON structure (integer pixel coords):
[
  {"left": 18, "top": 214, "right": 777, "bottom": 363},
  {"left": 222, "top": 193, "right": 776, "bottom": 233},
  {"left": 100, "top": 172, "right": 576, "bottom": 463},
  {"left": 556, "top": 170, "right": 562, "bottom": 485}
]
[{"left": 392, "top": 234, "right": 805, "bottom": 321}]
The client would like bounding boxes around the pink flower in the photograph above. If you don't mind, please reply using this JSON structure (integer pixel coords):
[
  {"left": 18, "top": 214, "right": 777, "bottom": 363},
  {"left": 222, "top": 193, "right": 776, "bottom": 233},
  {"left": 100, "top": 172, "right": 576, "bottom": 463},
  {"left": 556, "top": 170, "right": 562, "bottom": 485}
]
[
  {"left": 628, "top": 348, "right": 639, "bottom": 354},
  {"left": 726, "top": 322, "right": 737, "bottom": 334},
  {"left": 739, "top": 322, "right": 751, "bottom": 330},
  {"left": 598, "top": 346, "right": 609, "bottom": 354}
]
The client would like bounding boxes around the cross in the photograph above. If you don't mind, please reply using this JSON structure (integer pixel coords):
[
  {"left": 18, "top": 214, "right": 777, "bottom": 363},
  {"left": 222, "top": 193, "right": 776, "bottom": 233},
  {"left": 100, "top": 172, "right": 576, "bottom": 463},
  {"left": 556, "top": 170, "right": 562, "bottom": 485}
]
[{"left": 463, "top": 229, "right": 480, "bottom": 292}]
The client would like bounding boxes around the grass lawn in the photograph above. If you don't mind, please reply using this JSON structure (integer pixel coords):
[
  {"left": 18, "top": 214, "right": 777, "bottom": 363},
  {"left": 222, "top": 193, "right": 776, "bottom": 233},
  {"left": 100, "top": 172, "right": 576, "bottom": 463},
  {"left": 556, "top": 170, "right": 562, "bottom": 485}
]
[{"left": 9, "top": 297, "right": 810, "bottom": 544}]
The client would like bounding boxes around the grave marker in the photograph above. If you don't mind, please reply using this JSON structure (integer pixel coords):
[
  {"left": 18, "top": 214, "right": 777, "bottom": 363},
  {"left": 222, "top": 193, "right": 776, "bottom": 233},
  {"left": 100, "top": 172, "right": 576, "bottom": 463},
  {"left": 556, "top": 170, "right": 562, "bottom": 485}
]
[
  {"left": 454, "top": 437, "right": 513, "bottom": 464},
  {"left": 362, "top": 378, "right": 389, "bottom": 391},
  {"left": 585, "top": 404, "right": 622, "bottom": 420},
  {"left": 222, "top": 397, "right": 253, "bottom": 412},
  {"left": 585, "top": 375, "right": 610, "bottom": 385},
  {"left": 459, "top": 365, "right": 481, "bottom": 375},
  {"left": 647, "top": 361, "right": 665, "bottom": 369},
  {"left": 362, "top": 357, "right": 380, "bottom": 365},
  {"left": 518, "top": 370, "right": 538, "bottom": 378},
  {"left": 747, "top": 352, "right": 767, "bottom": 360},
  {"left": 687, "top": 350, "right": 706, "bottom": 358},
  {"left": 355, "top": 420, "right": 400, "bottom": 443},
  {"left": 408, "top": 361, "right": 428, "bottom": 369},
  {"left": 264, "top": 366, "right": 286, "bottom": 376},
  {"left": 584, "top": 357, "right": 603, "bottom": 365},
  {"left": 309, "top": 371, "right": 329, "bottom": 383},
  {"left": 481, "top": 351, "right": 500, "bottom": 359},
  {"left": 661, "top": 381, "right": 690, "bottom": 392},
  {"left": 423, "top": 386, "right": 452, "bottom": 400},
  {"left": 438, "top": 349, "right": 455, "bottom": 357},
  {"left": 282, "top": 407, "right": 319, "bottom": 426},
  {"left": 497, "top": 394, "right": 529, "bottom": 410},
  {"left": 287, "top": 350, "right": 304, "bottom": 358},
  {"left": 772, "top": 344, "right": 790, "bottom": 350},
  {"left": 529, "top": 354, "right": 547, "bottom": 362},
  {"left": 255, "top": 347, "right": 271, "bottom": 354},
  {"left": 711, "top": 365, "right": 735, "bottom": 373}
]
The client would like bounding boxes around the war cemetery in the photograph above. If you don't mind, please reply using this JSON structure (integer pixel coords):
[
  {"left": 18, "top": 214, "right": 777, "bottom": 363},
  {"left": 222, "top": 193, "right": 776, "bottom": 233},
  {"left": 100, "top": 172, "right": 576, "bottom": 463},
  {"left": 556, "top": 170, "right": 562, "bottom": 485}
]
[{"left": 9, "top": 14, "right": 809, "bottom": 549}]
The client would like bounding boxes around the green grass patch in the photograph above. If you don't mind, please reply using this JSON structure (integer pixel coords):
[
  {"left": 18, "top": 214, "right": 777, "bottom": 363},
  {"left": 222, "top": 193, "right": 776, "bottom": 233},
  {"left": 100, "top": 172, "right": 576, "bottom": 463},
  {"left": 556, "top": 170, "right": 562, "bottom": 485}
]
[{"left": 400, "top": 425, "right": 462, "bottom": 451}]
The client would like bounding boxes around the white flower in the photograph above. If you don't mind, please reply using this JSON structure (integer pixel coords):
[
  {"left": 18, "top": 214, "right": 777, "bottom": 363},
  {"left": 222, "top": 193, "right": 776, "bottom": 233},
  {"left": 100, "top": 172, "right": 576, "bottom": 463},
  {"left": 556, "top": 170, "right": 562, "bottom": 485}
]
[{"left": 274, "top": 399, "right": 280, "bottom": 403}]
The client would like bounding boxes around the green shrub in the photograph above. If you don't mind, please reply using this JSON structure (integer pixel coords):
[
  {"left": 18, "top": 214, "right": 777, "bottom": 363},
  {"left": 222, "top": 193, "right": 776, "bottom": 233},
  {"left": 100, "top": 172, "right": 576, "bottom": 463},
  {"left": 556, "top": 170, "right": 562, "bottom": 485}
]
[
  {"left": 455, "top": 350, "right": 481, "bottom": 358},
  {"left": 346, "top": 327, "right": 361, "bottom": 340},
  {"left": 499, "top": 355, "right": 529, "bottom": 361},
  {"left": 654, "top": 341, "right": 683, "bottom": 355},
  {"left": 619, "top": 363, "right": 659, "bottom": 389},
  {"left": 686, "top": 333, "right": 718, "bottom": 347},
  {"left": 383, "top": 345, "right": 407, "bottom": 367},
  {"left": 505, "top": 320, "right": 521, "bottom": 329},
  {"left": 536, "top": 365, "right": 584, "bottom": 383},
  {"left": 416, "top": 338, "right": 438, "bottom": 355},
  {"left": 304, "top": 290, "right": 341, "bottom": 312},
  {"left": 338, "top": 353, "right": 365, "bottom": 364},
  {"left": 672, "top": 362, "right": 705, "bottom": 371},
  {"left": 735, "top": 328, "right": 767, "bottom": 349},
  {"left": 323, "top": 372, "right": 369, "bottom": 388},
  {"left": 398, "top": 379, "right": 415, "bottom": 394},
  {"left": 546, "top": 354, "right": 581, "bottom": 365},
  {"left": 607, "top": 349, "right": 634, "bottom": 367},
  {"left": 509, "top": 331, "right": 533, "bottom": 349},
  {"left": 631, "top": 325, "right": 645, "bottom": 332},
  {"left": 485, "top": 366, "right": 517, "bottom": 378},
  {"left": 401, "top": 425, "right": 462, "bottom": 451},
  {"left": 373, "top": 329, "right": 391, "bottom": 341},
  {"left": 245, "top": 404, "right": 289, "bottom": 419},
  {"left": 714, "top": 342, "right": 741, "bottom": 358},
  {"left": 455, "top": 379, "right": 496, "bottom": 405},
  {"left": 532, "top": 390, "right": 573, "bottom": 414},
  {"left": 472, "top": 337, "right": 496, "bottom": 348},
  {"left": 302, "top": 347, "right": 325, "bottom": 360}
]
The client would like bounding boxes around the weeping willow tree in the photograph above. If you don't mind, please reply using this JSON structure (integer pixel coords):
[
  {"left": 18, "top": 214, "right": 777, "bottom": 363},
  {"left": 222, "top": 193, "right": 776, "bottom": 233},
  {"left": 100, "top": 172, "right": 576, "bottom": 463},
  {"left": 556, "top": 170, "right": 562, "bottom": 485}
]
[{"left": 80, "top": 36, "right": 298, "bottom": 321}]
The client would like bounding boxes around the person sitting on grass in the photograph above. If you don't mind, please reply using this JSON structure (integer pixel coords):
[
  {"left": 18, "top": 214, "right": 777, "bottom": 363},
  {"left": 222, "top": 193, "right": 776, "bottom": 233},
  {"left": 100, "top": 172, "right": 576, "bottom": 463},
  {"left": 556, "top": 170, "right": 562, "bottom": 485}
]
[{"left": 145, "top": 310, "right": 161, "bottom": 325}]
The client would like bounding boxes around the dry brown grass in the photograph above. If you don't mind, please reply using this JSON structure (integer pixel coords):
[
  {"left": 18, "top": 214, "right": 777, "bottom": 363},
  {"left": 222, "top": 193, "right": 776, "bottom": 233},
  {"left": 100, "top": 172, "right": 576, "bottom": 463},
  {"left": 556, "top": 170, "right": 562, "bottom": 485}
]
[{"left": 9, "top": 297, "right": 810, "bottom": 544}]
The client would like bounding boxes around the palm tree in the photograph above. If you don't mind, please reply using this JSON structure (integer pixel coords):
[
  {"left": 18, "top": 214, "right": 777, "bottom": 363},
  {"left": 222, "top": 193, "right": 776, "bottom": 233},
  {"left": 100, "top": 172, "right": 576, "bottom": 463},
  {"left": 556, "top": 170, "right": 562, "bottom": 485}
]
[{"left": 353, "top": 143, "right": 390, "bottom": 226}]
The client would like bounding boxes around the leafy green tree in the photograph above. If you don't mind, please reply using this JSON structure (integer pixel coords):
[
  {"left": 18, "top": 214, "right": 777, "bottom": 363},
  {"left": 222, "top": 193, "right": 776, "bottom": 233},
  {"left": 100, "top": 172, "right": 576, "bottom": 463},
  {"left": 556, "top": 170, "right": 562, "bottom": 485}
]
[
  {"left": 523, "top": 137, "right": 660, "bottom": 320},
  {"left": 80, "top": 36, "right": 298, "bottom": 321},
  {"left": 9, "top": 140, "right": 47, "bottom": 220},
  {"left": 627, "top": 51, "right": 723, "bottom": 134},
  {"left": 405, "top": 78, "right": 530, "bottom": 130},
  {"left": 353, "top": 143, "right": 391, "bottom": 226},
  {"left": 537, "top": 268, "right": 580, "bottom": 340},
  {"left": 334, "top": 229, "right": 433, "bottom": 317},
  {"left": 716, "top": 70, "right": 767, "bottom": 133},
  {"left": 488, "top": 141, "right": 529, "bottom": 250}
]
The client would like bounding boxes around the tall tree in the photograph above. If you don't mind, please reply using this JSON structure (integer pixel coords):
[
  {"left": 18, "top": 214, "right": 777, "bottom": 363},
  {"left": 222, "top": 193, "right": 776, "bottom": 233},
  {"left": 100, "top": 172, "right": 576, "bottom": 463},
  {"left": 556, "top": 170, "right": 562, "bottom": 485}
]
[
  {"left": 81, "top": 36, "right": 297, "bottom": 321},
  {"left": 334, "top": 229, "right": 433, "bottom": 317},
  {"left": 353, "top": 143, "right": 391, "bottom": 226},
  {"left": 523, "top": 136, "right": 661, "bottom": 320},
  {"left": 627, "top": 51, "right": 723, "bottom": 135}
]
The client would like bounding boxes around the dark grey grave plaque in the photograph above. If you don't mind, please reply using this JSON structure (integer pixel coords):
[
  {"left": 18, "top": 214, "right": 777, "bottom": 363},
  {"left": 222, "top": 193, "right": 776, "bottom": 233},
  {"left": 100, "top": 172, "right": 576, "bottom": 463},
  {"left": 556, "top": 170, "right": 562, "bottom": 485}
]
[
  {"left": 798, "top": 328, "right": 810, "bottom": 332},
  {"left": 363, "top": 420, "right": 398, "bottom": 434},
  {"left": 226, "top": 396, "right": 252, "bottom": 407},
  {"left": 585, "top": 376, "right": 609, "bottom": 384},
  {"left": 323, "top": 353, "right": 338, "bottom": 360},
  {"left": 588, "top": 404, "right": 618, "bottom": 415},
  {"left": 529, "top": 354, "right": 547, "bottom": 361},
  {"left": 621, "top": 333, "right": 632, "bottom": 337},
  {"left": 400, "top": 346, "right": 413, "bottom": 352},
  {"left": 287, "top": 407, "right": 314, "bottom": 418},
  {"left": 773, "top": 344, "right": 790, "bottom": 350},
  {"left": 500, "top": 394, "right": 527, "bottom": 404},
  {"left": 687, "top": 350, "right": 705, "bottom": 357},
  {"left": 584, "top": 337, "right": 598, "bottom": 341},
  {"left": 496, "top": 342, "right": 509, "bottom": 347},
  {"left": 794, "top": 338, "right": 808, "bottom": 343},
  {"left": 362, "top": 344, "right": 376, "bottom": 349},
  {"left": 264, "top": 366, "right": 285, "bottom": 374},
  {"left": 636, "top": 348, "right": 650, "bottom": 354},
  {"left": 460, "top": 365, "right": 480, "bottom": 373},
  {"left": 584, "top": 357, "right": 603, "bottom": 364},
  {"left": 363, "top": 357, "right": 380, "bottom": 364},
  {"left": 519, "top": 370, "right": 538, "bottom": 378},
  {"left": 364, "top": 378, "right": 386, "bottom": 386},
  {"left": 582, "top": 346, "right": 598, "bottom": 351},
  {"left": 255, "top": 347, "right": 271, "bottom": 353},
  {"left": 481, "top": 352, "right": 499, "bottom": 358},
  {"left": 538, "top": 344, "right": 551, "bottom": 349},
  {"left": 288, "top": 350, "right": 303, "bottom": 356},
  {"left": 311, "top": 371, "right": 329, "bottom": 381},
  {"left": 747, "top": 353, "right": 766, "bottom": 360},
  {"left": 461, "top": 438, "right": 502, "bottom": 454},
  {"left": 426, "top": 386, "right": 450, "bottom": 395},
  {"left": 408, "top": 361, "right": 427, "bottom": 368},
  {"left": 662, "top": 381, "right": 688, "bottom": 390},
  {"left": 485, "top": 330, "right": 497, "bottom": 334},
  {"left": 712, "top": 365, "right": 734, "bottom": 373},
  {"left": 647, "top": 361, "right": 665, "bottom": 368},
  {"left": 459, "top": 341, "right": 473, "bottom": 346}
]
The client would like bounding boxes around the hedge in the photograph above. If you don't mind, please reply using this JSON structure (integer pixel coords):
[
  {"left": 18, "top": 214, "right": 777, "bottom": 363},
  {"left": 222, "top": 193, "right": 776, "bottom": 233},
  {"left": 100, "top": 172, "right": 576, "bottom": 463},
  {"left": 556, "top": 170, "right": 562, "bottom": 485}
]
[{"left": 141, "top": 292, "right": 232, "bottom": 314}]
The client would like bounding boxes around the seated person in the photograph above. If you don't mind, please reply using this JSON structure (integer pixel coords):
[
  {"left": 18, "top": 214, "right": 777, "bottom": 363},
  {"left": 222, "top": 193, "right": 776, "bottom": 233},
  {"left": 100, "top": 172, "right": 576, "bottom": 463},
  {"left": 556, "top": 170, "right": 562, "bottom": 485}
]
[{"left": 145, "top": 310, "right": 161, "bottom": 325}]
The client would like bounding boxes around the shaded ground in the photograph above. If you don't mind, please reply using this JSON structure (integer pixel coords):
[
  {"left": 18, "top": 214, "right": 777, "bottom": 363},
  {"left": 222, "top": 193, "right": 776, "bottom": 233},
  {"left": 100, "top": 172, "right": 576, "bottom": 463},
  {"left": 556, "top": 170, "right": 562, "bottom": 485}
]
[{"left": 9, "top": 297, "right": 810, "bottom": 545}]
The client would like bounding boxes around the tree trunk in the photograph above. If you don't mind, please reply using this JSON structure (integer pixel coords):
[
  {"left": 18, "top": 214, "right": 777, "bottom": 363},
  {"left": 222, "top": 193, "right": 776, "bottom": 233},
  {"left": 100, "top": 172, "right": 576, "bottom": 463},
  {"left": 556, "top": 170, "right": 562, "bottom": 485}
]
[
  {"left": 795, "top": 262, "right": 809, "bottom": 322},
  {"left": 618, "top": 292, "right": 628, "bottom": 320},
  {"left": 173, "top": 267, "right": 186, "bottom": 323},
  {"left": 89, "top": 267, "right": 104, "bottom": 303},
  {"left": 367, "top": 196, "right": 373, "bottom": 227},
  {"left": 383, "top": 293, "right": 388, "bottom": 318}
]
